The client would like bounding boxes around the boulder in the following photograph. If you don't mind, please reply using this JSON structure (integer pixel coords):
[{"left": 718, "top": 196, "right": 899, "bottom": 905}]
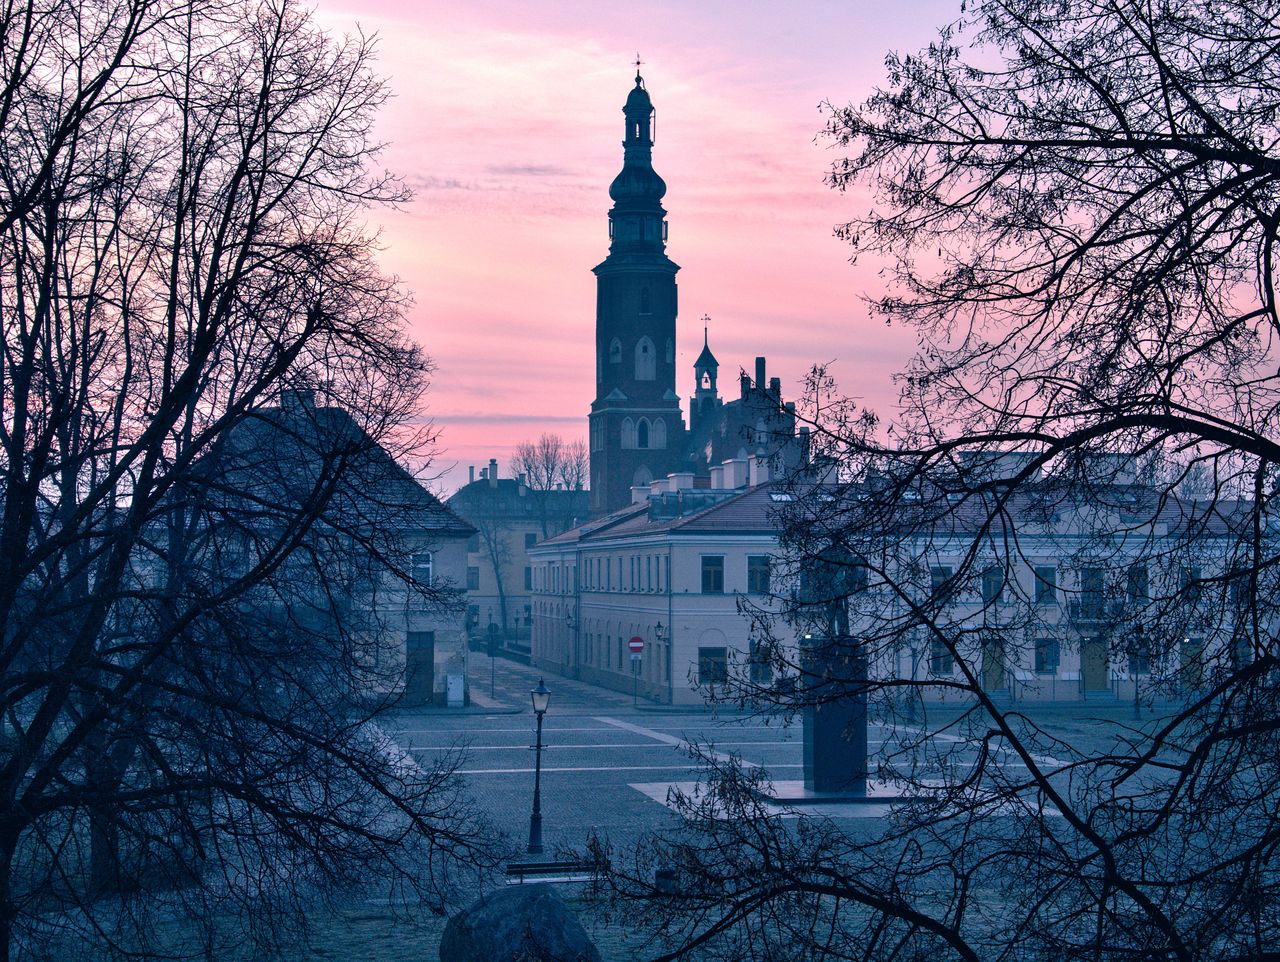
[{"left": 439, "top": 883, "right": 602, "bottom": 962}]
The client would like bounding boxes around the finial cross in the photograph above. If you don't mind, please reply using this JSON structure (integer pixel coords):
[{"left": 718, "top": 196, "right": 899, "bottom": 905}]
[{"left": 634, "top": 53, "right": 644, "bottom": 73}]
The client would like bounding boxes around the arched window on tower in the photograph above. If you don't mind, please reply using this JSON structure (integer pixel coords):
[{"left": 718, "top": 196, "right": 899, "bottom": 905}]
[
  {"left": 640, "top": 288, "right": 651, "bottom": 314},
  {"left": 609, "top": 338, "right": 622, "bottom": 365},
  {"left": 651, "top": 418, "right": 666, "bottom": 449},
  {"left": 621, "top": 417, "right": 636, "bottom": 449},
  {"left": 635, "top": 336, "right": 655, "bottom": 380},
  {"left": 637, "top": 418, "right": 650, "bottom": 449}
]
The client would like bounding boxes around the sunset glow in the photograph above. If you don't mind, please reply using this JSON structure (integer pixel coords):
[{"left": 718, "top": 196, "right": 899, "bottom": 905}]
[{"left": 314, "top": 0, "right": 963, "bottom": 490}]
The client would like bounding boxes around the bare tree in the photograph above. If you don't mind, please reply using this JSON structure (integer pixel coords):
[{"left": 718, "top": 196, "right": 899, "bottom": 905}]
[
  {"left": 0, "top": 1, "right": 491, "bottom": 958},
  {"left": 594, "top": 3, "right": 1280, "bottom": 960},
  {"left": 512, "top": 433, "right": 589, "bottom": 538}
]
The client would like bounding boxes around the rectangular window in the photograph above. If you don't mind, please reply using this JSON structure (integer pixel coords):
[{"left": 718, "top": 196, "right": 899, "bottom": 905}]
[
  {"left": 749, "top": 638, "right": 772, "bottom": 684},
  {"left": 1034, "top": 566, "right": 1057, "bottom": 605},
  {"left": 929, "top": 640, "right": 954, "bottom": 675},
  {"left": 466, "top": 604, "right": 479, "bottom": 627},
  {"left": 466, "top": 566, "right": 480, "bottom": 591},
  {"left": 701, "top": 555, "right": 725, "bottom": 594},
  {"left": 930, "top": 565, "right": 954, "bottom": 602},
  {"left": 698, "top": 647, "right": 729, "bottom": 685},
  {"left": 1231, "top": 633, "right": 1252, "bottom": 669},
  {"left": 1228, "top": 566, "right": 1249, "bottom": 608},
  {"left": 1126, "top": 565, "right": 1149, "bottom": 604},
  {"left": 525, "top": 532, "right": 538, "bottom": 549},
  {"left": 647, "top": 556, "right": 652, "bottom": 591},
  {"left": 1081, "top": 567, "right": 1104, "bottom": 619},
  {"left": 748, "top": 556, "right": 771, "bottom": 595},
  {"left": 1180, "top": 637, "right": 1205, "bottom": 689},
  {"left": 981, "top": 566, "right": 1004, "bottom": 605},
  {"left": 524, "top": 566, "right": 533, "bottom": 591},
  {"left": 1034, "top": 637, "right": 1059, "bottom": 674},
  {"left": 411, "top": 552, "right": 433, "bottom": 584},
  {"left": 1182, "top": 566, "right": 1202, "bottom": 607}
]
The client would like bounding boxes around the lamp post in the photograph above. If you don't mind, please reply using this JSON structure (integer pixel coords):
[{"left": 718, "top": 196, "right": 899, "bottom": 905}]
[
  {"left": 565, "top": 608, "right": 577, "bottom": 678},
  {"left": 654, "top": 622, "right": 667, "bottom": 704},
  {"left": 527, "top": 678, "right": 551, "bottom": 854}
]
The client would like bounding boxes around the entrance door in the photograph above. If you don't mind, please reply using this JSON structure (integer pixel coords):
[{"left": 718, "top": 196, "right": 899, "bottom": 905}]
[
  {"left": 982, "top": 635, "right": 1005, "bottom": 690},
  {"left": 1081, "top": 635, "right": 1108, "bottom": 691},
  {"left": 406, "top": 630, "right": 436, "bottom": 705}
]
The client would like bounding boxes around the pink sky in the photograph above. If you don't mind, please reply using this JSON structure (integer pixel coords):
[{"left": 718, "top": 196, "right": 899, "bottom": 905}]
[{"left": 313, "top": 0, "right": 962, "bottom": 493}]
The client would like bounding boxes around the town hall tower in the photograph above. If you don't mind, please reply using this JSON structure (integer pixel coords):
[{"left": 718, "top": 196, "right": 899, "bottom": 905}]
[{"left": 588, "top": 70, "right": 686, "bottom": 516}]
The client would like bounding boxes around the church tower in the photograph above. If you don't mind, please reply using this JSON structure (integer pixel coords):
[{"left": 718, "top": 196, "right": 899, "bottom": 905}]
[
  {"left": 691, "top": 318, "right": 721, "bottom": 434},
  {"left": 589, "top": 70, "right": 685, "bottom": 516}
]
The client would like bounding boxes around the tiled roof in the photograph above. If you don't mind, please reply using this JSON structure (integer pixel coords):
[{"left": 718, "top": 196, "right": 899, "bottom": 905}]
[
  {"left": 535, "top": 483, "right": 783, "bottom": 550},
  {"left": 214, "top": 403, "right": 475, "bottom": 538}
]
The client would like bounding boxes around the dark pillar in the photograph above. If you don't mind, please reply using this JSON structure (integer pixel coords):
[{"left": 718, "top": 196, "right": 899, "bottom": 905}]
[{"left": 802, "top": 634, "right": 868, "bottom": 796}]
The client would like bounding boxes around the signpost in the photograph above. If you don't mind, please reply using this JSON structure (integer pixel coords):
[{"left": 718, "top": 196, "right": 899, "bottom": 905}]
[{"left": 629, "top": 636, "right": 644, "bottom": 706}]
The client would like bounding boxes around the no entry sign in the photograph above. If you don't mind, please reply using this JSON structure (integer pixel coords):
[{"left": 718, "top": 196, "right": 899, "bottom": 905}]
[{"left": 628, "top": 636, "right": 645, "bottom": 654}]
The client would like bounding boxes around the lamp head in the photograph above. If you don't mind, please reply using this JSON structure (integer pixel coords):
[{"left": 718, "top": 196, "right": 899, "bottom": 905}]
[{"left": 531, "top": 678, "right": 551, "bottom": 715}]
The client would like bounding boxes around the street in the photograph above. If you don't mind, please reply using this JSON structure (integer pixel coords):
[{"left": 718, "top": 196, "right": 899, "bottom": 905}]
[{"left": 388, "top": 656, "right": 813, "bottom": 858}]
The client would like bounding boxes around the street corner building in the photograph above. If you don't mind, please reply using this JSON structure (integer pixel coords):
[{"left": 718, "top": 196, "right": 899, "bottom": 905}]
[{"left": 529, "top": 467, "right": 789, "bottom": 706}]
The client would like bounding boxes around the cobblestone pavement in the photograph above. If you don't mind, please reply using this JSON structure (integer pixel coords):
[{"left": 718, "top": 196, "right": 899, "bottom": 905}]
[{"left": 50, "top": 658, "right": 1176, "bottom": 961}]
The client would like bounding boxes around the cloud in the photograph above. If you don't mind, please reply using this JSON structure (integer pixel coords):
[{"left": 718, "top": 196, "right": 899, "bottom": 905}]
[{"left": 486, "top": 163, "right": 577, "bottom": 178}]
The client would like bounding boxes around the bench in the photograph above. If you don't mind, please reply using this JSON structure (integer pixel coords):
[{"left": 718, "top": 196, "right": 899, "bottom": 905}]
[{"left": 505, "top": 859, "right": 600, "bottom": 885}]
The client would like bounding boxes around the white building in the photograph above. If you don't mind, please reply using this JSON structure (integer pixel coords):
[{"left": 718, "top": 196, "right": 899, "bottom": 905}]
[
  {"left": 530, "top": 459, "right": 784, "bottom": 705},
  {"left": 533, "top": 453, "right": 1256, "bottom": 707}
]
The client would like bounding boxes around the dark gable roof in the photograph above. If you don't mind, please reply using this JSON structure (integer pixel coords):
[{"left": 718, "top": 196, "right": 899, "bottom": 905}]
[
  {"left": 210, "top": 401, "right": 474, "bottom": 538},
  {"left": 448, "top": 477, "right": 589, "bottom": 523}
]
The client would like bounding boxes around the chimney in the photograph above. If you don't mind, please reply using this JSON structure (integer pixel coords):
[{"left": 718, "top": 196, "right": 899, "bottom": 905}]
[
  {"left": 631, "top": 484, "right": 650, "bottom": 505},
  {"left": 723, "top": 458, "right": 749, "bottom": 489},
  {"left": 281, "top": 388, "right": 315, "bottom": 414},
  {"left": 709, "top": 464, "right": 726, "bottom": 490},
  {"left": 488, "top": 458, "right": 498, "bottom": 488},
  {"left": 518, "top": 473, "right": 527, "bottom": 496},
  {"left": 769, "top": 377, "right": 781, "bottom": 396},
  {"left": 469, "top": 465, "right": 475, "bottom": 484},
  {"left": 754, "top": 357, "right": 766, "bottom": 389},
  {"left": 741, "top": 373, "right": 750, "bottom": 400},
  {"left": 669, "top": 471, "right": 695, "bottom": 492},
  {"left": 749, "top": 454, "right": 771, "bottom": 485}
]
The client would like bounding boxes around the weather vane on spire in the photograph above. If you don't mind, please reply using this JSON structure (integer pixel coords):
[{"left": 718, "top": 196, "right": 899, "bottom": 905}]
[
  {"left": 702, "top": 313, "right": 711, "bottom": 345},
  {"left": 634, "top": 52, "right": 644, "bottom": 84}
]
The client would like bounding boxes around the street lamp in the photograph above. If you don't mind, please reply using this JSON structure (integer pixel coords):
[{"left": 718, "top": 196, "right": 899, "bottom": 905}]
[
  {"left": 527, "top": 678, "right": 551, "bottom": 854},
  {"left": 564, "top": 607, "right": 577, "bottom": 676}
]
